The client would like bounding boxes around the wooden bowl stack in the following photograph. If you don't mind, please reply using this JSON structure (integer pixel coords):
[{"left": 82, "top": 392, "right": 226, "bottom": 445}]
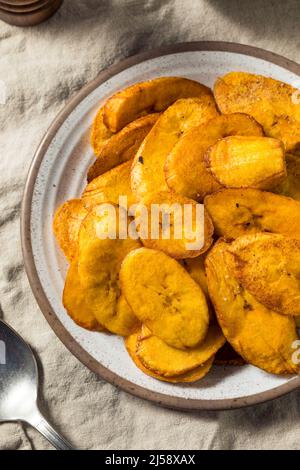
[{"left": 0, "top": 0, "right": 63, "bottom": 26}]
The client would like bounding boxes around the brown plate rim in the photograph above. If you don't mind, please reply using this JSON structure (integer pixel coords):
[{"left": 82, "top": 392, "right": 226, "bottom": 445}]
[{"left": 21, "top": 41, "right": 300, "bottom": 411}]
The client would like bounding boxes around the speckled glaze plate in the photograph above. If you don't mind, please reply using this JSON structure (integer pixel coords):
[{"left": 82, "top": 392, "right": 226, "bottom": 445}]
[{"left": 21, "top": 42, "right": 300, "bottom": 410}]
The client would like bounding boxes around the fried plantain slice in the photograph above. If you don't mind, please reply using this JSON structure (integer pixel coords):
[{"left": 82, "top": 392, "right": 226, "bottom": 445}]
[
  {"left": 165, "top": 113, "right": 263, "bottom": 201},
  {"left": 205, "top": 136, "right": 286, "bottom": 189},
  {"left": 131, "top": 97, "right": 219, "bottom": 199},
  {"left": 181, "top": 255, "right": 216, "bottom": 322},
  {"left": 229, "top": 233, "right": 300, "bottom": 316},
  {"left": 134, "top": 191, "right": 214, "bottom": 259},
  {"left": 205, "top": 239, "right": 299, "bottom": 375},
  {"left": 214, "top": 72, "right": 300, "bottom": 154},
  {"left": 103, "top": 77, "right": 214, "bottom": 132},
  {"left": 78, "top": 204, "right": 141, "bottom": 287},
  {"left": 135, "top": 324, "right": 224, "bottom": 377},
  {"left": 53, "top": 199, "right": 88, "bottom": 262},
  {"left": 182, "top": 255, "right": 209, "bottom": 297},
  {"left": 78, "top": 205, "right": 141, "bottom": 335},
  {"left": 125, "top": 332, "right": 214, "bottom": 383},
  {"left": 204, "top": 188, "right": 300, "bottom": 240},
  {"left": 63, "top": 261, "right": 104, "bottom": 331},
  {"left": 91, "top": 106, "right": 114, "bottom": 156},
  {"left": 110, "top": 295, "right": 140, "bottom": 336},
  {"left": 83, "top": 160, "right": 137, "bottom": 209},
  {"left": 274, "top": 153, "right": 300, "bottom": 201},
  {"left": 120, "top": 247, "right": 210, "bottom": 350},
  {"left": 88, "top": 114, "right": 159, "bottom": 181}
]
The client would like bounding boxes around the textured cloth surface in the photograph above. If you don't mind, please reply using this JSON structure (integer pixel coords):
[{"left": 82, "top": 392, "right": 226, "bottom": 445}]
[{"left": 0, "top": 0, "right": 300, "bottom": 450}]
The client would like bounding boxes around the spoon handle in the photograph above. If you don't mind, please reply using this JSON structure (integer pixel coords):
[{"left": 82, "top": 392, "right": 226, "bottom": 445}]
[{"left": 28, "top": 408, "right": 75, "bottom": 450}]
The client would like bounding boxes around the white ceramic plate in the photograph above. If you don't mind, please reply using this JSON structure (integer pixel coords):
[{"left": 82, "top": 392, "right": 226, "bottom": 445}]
[{"left": 21, "top": 42, "right": 300, "bottom": 410}]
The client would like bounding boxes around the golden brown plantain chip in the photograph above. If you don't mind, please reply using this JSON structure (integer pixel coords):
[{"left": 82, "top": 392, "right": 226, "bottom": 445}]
[
  {"left": 214, "top": 72, "right": 300, "bottom": 154},
  {"left": 205, "top": 136, "right": 286, "bottom": 190},
  {"left": 205, "top": 239, "right": 299, "bottom": 375},
  {"left": 83, "top": 160, "right": 137, "bottom": 209},
  {"left": 91, "top": 106, "right": 114, "bottom": 156},
  {"left": 110, "top": 295, "right": 140, "bottom": 336},
  {"left": 274, "top": 153, "right": 300, "bottom": 201},
  {"left": 204, "top": 188, "right": 300, "bottom": 240},
  {"left": 63, "top": 261, "right": 104, "bottom": 331},
  {"left": 182, "top": 255, "right": 215, "bottom": 321},
  {"left": 229, "top": 233, "right": 300, "bottom": 316},
  {"left": 103, "top": 77, "right": 214, "bottom": 132},
  {"left": 165, "top": 113, "right": 263, "bottom": 201},
  {"left": 78, "top": 205, "right": 141, "bottom": 334},
  {"left": 135, "top": 323, "right": 224, "bottom": 377},
  {"left": 53, "top": 199, "right": 88, "bottom": 262},
  {"left": 87, "top": 114, "right": 159, "bottom": 181},
  {"left": 182, "top": 256, "right": 209, "bottom": 297},
  {"left": 134, "top": 191, "right": 214, "bottom": 258},
  {"left": 131, "top": 97, "right": 219, "bottom": 199},
  {"left": 78, "top": 205, "right": 141, "bottom": 286},
  {"left": 120, "top": 247, "right": 210, "bottom": 350},
  {"left": 125, "top": 332, "right": 214, "bottom": 383}
]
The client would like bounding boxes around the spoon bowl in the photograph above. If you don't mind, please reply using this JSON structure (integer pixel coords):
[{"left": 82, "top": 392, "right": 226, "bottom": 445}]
[{"left": 0, "top": 320, "right": 74, "bottom": 450}]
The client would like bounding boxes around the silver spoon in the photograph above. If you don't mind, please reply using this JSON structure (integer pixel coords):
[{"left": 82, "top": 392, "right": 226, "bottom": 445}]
[{"left": 0, "top": 319, "right": 75, "bottom": 450}]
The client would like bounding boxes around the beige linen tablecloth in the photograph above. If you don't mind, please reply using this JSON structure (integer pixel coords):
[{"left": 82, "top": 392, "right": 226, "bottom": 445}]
[{"left": 1, "top": 0, "right": 300, "bottom": 450}]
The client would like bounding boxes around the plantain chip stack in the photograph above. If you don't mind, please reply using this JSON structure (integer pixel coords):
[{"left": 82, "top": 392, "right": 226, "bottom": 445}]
[{"left": 53, "top": 73, "right": 300, "bottom": 384}]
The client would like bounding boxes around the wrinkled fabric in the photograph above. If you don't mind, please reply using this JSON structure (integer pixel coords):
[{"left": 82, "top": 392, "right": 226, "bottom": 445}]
[{"left": 0, "top": 0, "right": 300, "bottom": 450}]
